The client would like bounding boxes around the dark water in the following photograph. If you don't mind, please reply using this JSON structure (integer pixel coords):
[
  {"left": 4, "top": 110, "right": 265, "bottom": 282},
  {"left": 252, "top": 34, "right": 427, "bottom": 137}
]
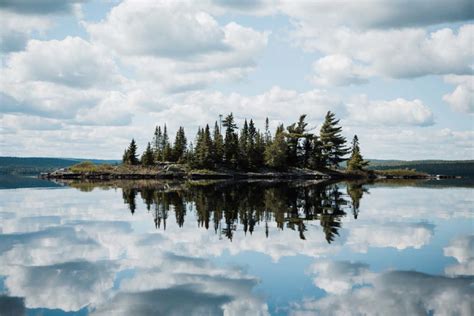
[{"left": 0, "top": 178, "right": 472, "bottom": 315}]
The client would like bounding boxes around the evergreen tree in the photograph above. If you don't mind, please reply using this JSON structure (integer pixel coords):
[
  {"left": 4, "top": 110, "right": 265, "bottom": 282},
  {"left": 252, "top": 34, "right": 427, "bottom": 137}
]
[
  {"left": 212, "top": 121, "right": 224, "bottom": 164},
  {"left": 264, "top": 117, "right": 272, "bottom": 145},
  {"left": 193, "top": 125, "right": 213, "bottom": 168},
  {"left": 254, "top": 131, "right": 265, "bottom": 169},
  {"left": 173, "top": 126, "right": 187, "bottom": 163},
  {"left": 141, "top": 142, "right": 154, "bottom": 166},
  {"left": 286, "top": 115, "right": 313, "bottom": 167},
  {"left": 347, "top": 135, "right": 369, "bottom": 171},
  {"left": 239, "top": 119, "right": 250, "bottom": 169},
  {"left": 264, "top": 124, "right": 288, "bottom": 170},
  {"left": 162, "top": 125, "right": 172, "bottom": 161},
  {"left": 123, "top": 139, "right": 139, "bottom": 165},
  {"left": 309, "top": 137, "right": 324, "bottom": 169},
  {"left": 222, "top": 113, "right": 239, "bottom": 167},
  {"left": 320, "top": 111, "right": 349, "bottom": 168},
  {"left": 152, "top": 126, "right": 163, "bottom": 162}
]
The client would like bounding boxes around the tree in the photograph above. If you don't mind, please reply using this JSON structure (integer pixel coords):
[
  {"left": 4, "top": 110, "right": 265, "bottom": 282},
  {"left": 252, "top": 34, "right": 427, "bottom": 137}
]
[
  {"left": 152, "top": 126, "right": 163, "bottom": 162},
  {"left": 222, "top": 113, "right": 239, "bottom": 167},
  {"left": 320, "top": 111, "right": 349, "bottom": 168},
  {"left": 141, "top": 142, "right": 154, "bottom": 166},
  {"left": 286, "top": 115, "right": 313, "bottom": 167},
  {"left": 264, "top": 124, "right": 288, "bottom": 170},
  {"left": 239, "top": 119, "right": 250, "bottom": 169},
  {"left": 162, "top": 125, "right": 172, "bottom": 161},
  {"left": 212, "top": 121, "right": 224, "bottom": 164},
  {"left": 173, "top": 126, "right": 187, "bottom": 163},
  {"left": 193, "top": 125, "right": 213, "bottom": 168},
  {"left": 264, "top": 117, "right": 272, "bottom": 145},
  {"left": 123, "top": 139, "right": 139, "bottom": 165},
  {"left": 347, "top": 135, "right": 369, "bottom": 171}
]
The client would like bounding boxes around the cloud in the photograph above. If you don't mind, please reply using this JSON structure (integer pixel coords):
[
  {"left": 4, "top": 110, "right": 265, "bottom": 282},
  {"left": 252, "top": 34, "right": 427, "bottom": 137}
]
[
  {"left": 293, "top": 263, "right": 474, "bottom": 316},
  {"left": 279, "top": 0, "right": 474, "bottom": 30},
  {"left": 3, "top": 36, "right": 122, "bottom": 88},
  {"left": 443, "top": 75, "right": 474, "bottom": 113},
  {"left": 298, "top": 25, "right": 474, "bottom": 80},
  {"left": 444, "top": 235, "right": 474, "bottom": 276},
  {"left": 0, "top": 0, "right": 84, "bottom": 15},
  {"left": 0, "top": 11, "right": 51, "bottom": 53},
  {"left": 346, "top": 95, "right": 434, "bottom": 126},
  {"left": 310, "top": 54, "right": 370, "bottom": 87},
  {"left": 5, "top": 261, "right": 117, "bottom": 311},
  {"left": 346, "top": 222, "right": 434, "bottom": 252},
  {"left": 85, "top": 0, "right": 268, "bottom": 92}
]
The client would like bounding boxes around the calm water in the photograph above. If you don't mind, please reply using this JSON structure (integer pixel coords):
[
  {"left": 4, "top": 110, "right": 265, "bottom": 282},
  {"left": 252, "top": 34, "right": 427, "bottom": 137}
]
[{"left": 0, "top": 178, "right": 472, "bottom": 315}]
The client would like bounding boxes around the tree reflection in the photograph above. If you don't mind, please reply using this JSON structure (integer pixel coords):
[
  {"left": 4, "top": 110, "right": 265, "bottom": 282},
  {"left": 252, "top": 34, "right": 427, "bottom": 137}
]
[{"left": 117, "top": 180, "right": 364, "bottom": 243}]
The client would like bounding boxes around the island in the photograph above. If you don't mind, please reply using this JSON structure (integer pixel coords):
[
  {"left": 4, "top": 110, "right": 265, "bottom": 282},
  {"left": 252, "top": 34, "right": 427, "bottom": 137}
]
[{"left": 40, "top": 112, "right": 454, "bottom": 181}]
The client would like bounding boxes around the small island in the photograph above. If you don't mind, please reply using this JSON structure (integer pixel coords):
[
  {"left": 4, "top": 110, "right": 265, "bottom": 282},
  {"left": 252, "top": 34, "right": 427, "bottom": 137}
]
[{"left": 41, "top": 111, "right": 439, "bottom": 181}]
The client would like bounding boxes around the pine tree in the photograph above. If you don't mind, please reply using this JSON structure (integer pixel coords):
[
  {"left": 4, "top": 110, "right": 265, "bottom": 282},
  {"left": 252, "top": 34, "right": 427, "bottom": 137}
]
[
  {"left": 286, "top": 115, "right": 313, "bottom": 167},
  {"left": 152, "top": 126, "right": 163, "bottom": 162},
  {"left": 222, "top": 113, "right": 239, "bottom": 167},
  {"left": 320, "top": 111, "right": 349, "bottom": 168},
  {"left": 264, "top": 124, "right": 288, "bottom": 170},
  {"left": 162, "top": 125, "right": 172, "bottom": 161},
  {"left": 123, "top": 139, "right": 139, "bottom": 165},
  {"left": 239, "top": 119, "right": 250, "bottom": 169},
  {"left": 141, "top": 142, "right": 154, "bottom": 166},
  {"left": 347, "top": 135, "right": 369, "bottom": 171},
  {"left": 193, "top": 125, "right": 213, "bottom": 168},
  {"left": 264, "top": 117, "right": 272, "bottom": 145},
  {"left": 212, "top": 121, "right": 224, "bottom": 164},
  {"left": 173, "top": 126, "right": 187, "bottom": 163}
]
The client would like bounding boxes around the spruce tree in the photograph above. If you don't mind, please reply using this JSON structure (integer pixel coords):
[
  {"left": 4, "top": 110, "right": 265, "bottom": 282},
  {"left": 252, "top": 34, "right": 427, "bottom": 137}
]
[
  {"left": 239, "top": 119, "right": 250, "bottom": 169},
  {"left": 123, "top": 139, "right": 139, "bottom": 165},
  {"left": 222, "top": 113, "right": 239, "bottom": 167},
  {"left": 152, "top": 126, "right": 163, "bottom": 162},
  {"left": 286, "top": 115, "right": 313, "bottom": 167},
  {"left": 347, "top": 135, "right": 369, "bottom": 171},
  {"left": 173, "top": 126, "right": 187, "bottom": 163},
  {"left": 264, "top": 124, "right": 288, "bottom": 170},
  {"left": 141, "top": 142, "right": 154, "bottom": 166},
  {"left": 320, "top": 111, "right": 349, "bottom": 168},
  {"left": 212, "top": 121, "right": 224, "bottom": 164},
  {"left": 162, "top": 125, "right": 172, "bottom": 161}
]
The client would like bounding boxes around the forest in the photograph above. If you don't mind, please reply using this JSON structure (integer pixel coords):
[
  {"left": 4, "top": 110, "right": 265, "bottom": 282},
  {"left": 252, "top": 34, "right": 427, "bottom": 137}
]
[{"left": 122, "top": 111, "right": 368, "bottom": 172}]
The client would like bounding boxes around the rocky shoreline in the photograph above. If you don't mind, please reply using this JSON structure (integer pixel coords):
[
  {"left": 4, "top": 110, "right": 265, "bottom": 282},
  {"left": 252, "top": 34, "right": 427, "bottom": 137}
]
[{"left": 39, "top": 166, "right": 456, "bottom": 181}]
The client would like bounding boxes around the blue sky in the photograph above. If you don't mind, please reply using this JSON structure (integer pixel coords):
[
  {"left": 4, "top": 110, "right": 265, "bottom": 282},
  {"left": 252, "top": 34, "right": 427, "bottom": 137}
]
[{"left": 0, "top": 0, "right": 473, "bottom": 159}]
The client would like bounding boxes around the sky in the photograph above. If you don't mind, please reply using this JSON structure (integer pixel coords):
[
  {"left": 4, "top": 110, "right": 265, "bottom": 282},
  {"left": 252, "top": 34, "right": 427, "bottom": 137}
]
[{"left": 0, "top": 0, "right": 473, "bottom": 160}]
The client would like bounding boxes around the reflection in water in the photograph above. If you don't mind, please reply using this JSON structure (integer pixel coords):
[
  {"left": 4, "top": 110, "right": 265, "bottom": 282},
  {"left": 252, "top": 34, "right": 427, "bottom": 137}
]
[
  {"left": 0, "top": 179, "right": 472, "bottom": 316},
  {"left": 118, "top": 180, "right": 361, "bottom": 243}
]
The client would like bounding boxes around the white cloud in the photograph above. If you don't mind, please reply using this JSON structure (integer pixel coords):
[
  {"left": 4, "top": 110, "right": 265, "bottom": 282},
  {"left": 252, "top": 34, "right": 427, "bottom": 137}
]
[
  {"left": 310, "top": 54, "right": 370, "bottom": 87},
  {"left": 346, "top": 95, "right": 434, "bottom": 126},
  {"left": 3, "top": 36, "right": 122, "bottom": 88},
  {"left": 297, "top": 25, "right": 474, "bottom": 80},
  {"left": 85, "top": 0, "right": 269, "bottom": 92},
  {"left": 293, "top": 262, "right": 474, "bottom": 316},
  {"left": 346, "top": 222, "right": 434, "bottom": 252},
  {"left": 444, "top": 235, "right": 474, "bottom": 276},
  {"left": 0, "top": 11, "right": 51, "bottom": 53},
  {"left": 443, "top": 75, "right": 474, "bottom": 113}
]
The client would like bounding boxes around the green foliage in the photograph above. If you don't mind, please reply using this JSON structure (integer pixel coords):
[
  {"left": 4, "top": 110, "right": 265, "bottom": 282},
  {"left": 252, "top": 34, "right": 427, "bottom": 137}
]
[
  {"left": 264, "top": 124, "right": 288, "bottom": 169},
  {"left": 222, "top": 113, "right": 239, "bottom": 167},
  {"left": 141, "top": 142, "right": 155, "bottom": 166},
  {"left": 320, "top": 111, "right": 350, "bottom": 168},
  {"left": 122, "top": 139, "right": 139, "bottom": 165},
  {"left": 70, "top": 161, "right": 114, "bottom": 173},
  {"left": 212, "top": 121, "right": 224, "bottom": 164},
  {"left": 172, "top": 127, "right": 187, "bottom": 163},
  {"left": 347, "top": 135, "right": 369, "bottom": 171}
]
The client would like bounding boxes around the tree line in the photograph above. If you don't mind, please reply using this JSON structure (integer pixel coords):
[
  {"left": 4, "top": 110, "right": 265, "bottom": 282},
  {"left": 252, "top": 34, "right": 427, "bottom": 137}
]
[{"left": 122, "top": 111, "right": 368, "bottom": 171}]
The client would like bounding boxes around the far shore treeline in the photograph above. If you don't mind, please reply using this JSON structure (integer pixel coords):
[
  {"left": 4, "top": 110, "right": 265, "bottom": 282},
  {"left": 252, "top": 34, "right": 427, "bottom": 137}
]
[{"left": 122, "top": 111, "right": 368, "bottom": 171}]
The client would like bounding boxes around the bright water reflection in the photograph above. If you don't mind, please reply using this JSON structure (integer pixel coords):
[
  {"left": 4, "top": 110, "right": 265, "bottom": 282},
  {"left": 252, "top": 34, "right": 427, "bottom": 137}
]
[{"left": 0, "top": 179, "right": 472, "bottom": 315}]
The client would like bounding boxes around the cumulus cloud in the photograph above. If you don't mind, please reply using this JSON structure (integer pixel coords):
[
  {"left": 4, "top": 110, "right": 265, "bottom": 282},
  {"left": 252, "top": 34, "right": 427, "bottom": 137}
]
[
  {"left": 346, "top": 222, "right": 434, "bottom": 252},
  {"left": 310, "top": 54, "right": 370, "bottom": 86},
  {"left": 279, "top": 0, "right": 474, "bottom": 30},
  {"left": 294, "top": 263, "right": 474, "bottom": 316},
  {"left": 444, "top": 235, "right": 474, "bottom": 276},
  {"left": 346, "top": 95, "right": 434, "bottom": 126},
  {"left": 443, "top": 75, "right": 474, "bottom": 113},
  {"left": 0, "top": 0, "right": 84, "bottom": 15},
  {"left": 0, "top": 11, "right": 51, "bottom": 53},
  {"left": 85, "top": 0, "right": 268, "bottom": 92},
  {"left": 298, "top": 25, "right": 474, "bottom": 80},
  {"left": 3, "top": 36, "right": 122, "bottom": 88}
]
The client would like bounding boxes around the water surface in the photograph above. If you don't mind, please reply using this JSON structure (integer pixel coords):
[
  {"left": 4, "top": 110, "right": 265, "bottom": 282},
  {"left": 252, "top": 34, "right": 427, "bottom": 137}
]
[{"left": 0, "top": 178, "right": 472, "bottom": 315}]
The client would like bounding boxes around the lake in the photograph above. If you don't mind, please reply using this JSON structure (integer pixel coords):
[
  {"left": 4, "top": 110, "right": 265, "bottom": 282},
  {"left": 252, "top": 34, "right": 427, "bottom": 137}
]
[{"left": 0, "top": 177, "right": 472, "bottom": 315}]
